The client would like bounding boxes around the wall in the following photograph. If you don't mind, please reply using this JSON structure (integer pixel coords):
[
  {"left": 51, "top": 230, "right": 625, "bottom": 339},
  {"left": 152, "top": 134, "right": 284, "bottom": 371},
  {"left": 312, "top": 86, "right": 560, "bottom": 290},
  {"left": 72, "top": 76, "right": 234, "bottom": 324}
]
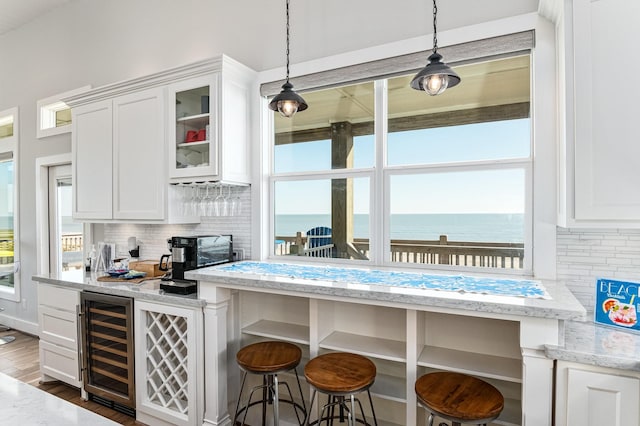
[
  {"left": 0, "top": 0, "right": 540, "bottom": 329},
  {"left": 557, "top": 228, "right": 640, "bottom": 315},
  {"left": 102, "top": 186, "right": 251, "bottom": 262}
]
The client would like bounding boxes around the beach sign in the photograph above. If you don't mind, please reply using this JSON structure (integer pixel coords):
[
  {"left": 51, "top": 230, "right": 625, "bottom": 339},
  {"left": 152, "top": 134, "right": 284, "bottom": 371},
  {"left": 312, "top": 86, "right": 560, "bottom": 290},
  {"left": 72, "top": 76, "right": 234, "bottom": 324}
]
[{"left": 595, "top": 278, "right": 640, "bottom": 332}]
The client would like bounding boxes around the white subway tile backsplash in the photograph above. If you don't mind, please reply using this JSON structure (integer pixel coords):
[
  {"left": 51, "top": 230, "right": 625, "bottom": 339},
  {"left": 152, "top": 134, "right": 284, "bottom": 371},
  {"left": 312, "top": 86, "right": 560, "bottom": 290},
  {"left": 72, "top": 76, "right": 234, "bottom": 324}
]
[
  {"left": 102, "top": 186, "right": 252, "bottom": 262},
  {"left": 557, "top": 227, "right": 640, "bottom": 315}
]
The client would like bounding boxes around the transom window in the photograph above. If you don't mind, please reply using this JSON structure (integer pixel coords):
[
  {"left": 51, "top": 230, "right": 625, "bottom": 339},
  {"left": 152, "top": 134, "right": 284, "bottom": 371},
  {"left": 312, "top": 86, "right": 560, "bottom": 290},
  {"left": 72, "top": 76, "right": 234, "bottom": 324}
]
[{"left": 270, "top": 54, "right": 532, "bottom": 272}]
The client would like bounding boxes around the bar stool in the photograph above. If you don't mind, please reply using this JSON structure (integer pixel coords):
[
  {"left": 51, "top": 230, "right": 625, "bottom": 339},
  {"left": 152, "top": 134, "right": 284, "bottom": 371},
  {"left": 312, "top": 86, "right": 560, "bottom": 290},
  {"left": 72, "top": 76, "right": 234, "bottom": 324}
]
[
  {"left": 233, "top": 341, "right": 307, "bottom": 426},
  {"left": 415, "top": 372, "right": 504, "bottom": 426},
  {"left": 304, "top": 352, "right": 378, "bottom": 426}
]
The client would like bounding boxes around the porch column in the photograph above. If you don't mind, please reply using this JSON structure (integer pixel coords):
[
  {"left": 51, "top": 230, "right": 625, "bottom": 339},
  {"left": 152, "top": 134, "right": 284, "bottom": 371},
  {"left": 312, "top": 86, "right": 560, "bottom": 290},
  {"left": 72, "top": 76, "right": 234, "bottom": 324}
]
[{"left": 331, "top": 122, "right": 354, "bottom": 258}]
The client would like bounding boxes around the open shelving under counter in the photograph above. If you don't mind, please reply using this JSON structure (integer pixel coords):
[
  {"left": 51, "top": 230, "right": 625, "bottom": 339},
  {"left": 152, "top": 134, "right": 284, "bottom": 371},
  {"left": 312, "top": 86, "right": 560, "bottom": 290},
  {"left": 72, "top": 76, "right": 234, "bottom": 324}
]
[{"left": 189, "top": 261, "right": 586, "bottom": 426}]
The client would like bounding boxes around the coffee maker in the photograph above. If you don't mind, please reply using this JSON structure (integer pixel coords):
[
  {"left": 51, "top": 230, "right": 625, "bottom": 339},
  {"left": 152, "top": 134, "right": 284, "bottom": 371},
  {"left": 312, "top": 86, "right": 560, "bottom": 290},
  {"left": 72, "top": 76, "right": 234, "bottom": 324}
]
[{"left": 160, "top": 235, "right": 233, "bottom": 295}]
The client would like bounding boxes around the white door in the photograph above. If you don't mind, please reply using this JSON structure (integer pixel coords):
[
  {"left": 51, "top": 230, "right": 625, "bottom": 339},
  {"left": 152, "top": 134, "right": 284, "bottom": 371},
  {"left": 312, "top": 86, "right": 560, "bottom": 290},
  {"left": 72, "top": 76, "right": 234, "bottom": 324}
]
[{"left": 49, "top": 165, "right": 83, "bottom": 274}]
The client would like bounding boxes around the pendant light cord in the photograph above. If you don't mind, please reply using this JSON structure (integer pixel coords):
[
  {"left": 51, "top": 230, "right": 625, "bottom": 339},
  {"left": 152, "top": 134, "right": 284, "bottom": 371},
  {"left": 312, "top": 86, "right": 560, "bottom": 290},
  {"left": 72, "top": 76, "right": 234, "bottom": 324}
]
[
  {"left": 432, "top": 0, "right": 438, "bottom": 53},
  {"left": 285, "top": 0, "right": 291, "bottom": 83}
]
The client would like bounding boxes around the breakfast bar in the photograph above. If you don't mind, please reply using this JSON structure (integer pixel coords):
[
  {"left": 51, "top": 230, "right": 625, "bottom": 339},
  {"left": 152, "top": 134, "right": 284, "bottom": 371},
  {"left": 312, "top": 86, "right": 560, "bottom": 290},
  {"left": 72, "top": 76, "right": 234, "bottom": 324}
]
[{"left": 188, "top": 261, "right": 586, "bottom": 426}]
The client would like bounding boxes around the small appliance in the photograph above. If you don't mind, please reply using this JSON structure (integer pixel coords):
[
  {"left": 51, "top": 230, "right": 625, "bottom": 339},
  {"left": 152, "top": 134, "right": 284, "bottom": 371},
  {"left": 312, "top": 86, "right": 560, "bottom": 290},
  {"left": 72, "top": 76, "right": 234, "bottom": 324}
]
[{"left": 160, "top": 235, "right": 233, "bottom": 295}]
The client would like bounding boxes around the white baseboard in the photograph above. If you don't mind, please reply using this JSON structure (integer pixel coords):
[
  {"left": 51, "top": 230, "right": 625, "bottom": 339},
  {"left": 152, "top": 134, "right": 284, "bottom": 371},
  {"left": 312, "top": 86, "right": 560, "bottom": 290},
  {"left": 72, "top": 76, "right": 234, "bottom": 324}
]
[{"left": 0, "top": 313, "right": 39, "bottom": 336}]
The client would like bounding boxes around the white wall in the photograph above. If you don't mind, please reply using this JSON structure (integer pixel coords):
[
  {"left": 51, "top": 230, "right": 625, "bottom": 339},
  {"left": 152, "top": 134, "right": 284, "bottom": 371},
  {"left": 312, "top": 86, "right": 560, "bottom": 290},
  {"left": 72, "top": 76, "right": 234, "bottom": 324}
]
[
  {"left": 0, "top": 0, "right": 540, "bottom": 328},
  {"left": 557, "top": 228, "right": 640, "bottom": 315}
]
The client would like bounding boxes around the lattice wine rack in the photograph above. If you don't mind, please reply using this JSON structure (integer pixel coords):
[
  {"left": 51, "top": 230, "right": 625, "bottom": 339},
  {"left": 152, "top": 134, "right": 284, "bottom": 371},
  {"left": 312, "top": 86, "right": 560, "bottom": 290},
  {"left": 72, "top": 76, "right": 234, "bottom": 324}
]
[{"left": 145, "top": 310, "right": 190, "bottom": 414}]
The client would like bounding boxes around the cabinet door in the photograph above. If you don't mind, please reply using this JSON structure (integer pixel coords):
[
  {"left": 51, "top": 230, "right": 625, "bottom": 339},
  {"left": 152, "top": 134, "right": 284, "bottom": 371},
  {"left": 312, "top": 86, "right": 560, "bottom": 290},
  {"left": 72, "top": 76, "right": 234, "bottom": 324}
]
[
  {"left": 134, "top": 300, "right": 203, "bottom": 426},
  {"left": 113, "top": 87, "right": 166, "bottom": 220},
  {"left": 72, "top": 100, "right": 113, "bottom": 219},
  {"left": 574, "top": 0, "right": 640, "bottom": 220},
  {"left": 168, "top": 74, "right": 219, "bottom": 180},
  {"left": 567, "top": 368, "right": 640, "bottom": 425}
]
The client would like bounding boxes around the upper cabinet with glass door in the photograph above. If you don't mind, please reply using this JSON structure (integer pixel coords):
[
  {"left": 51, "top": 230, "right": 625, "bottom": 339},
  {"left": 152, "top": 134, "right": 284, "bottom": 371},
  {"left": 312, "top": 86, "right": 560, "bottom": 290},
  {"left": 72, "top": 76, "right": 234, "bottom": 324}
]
[
  {"left": 168, "top": 56, "right": 256, "bottom": 184},
  {"left": 169, "top": 75, "right": 217, "bottom": 178}
]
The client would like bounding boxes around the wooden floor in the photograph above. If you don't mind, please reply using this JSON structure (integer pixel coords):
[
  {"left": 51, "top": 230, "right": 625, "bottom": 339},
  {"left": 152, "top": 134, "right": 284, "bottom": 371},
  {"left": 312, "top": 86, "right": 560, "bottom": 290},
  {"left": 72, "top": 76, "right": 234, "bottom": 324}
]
[{"left": 0, "top": 329, "right": 145, "bottom": 426}]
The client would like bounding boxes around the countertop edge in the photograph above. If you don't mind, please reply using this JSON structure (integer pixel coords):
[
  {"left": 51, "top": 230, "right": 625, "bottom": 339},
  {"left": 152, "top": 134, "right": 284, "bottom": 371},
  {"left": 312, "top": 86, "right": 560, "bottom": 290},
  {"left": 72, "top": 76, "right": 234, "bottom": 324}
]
[
  {"left": 187, "top": 268, "right": 587, "bottom": 321},
  {"left": 33, "top": 274, "right": 207, "bottom": 309},
  {"left": 545, "top": 321, "right": 640, "bottom": 372}
]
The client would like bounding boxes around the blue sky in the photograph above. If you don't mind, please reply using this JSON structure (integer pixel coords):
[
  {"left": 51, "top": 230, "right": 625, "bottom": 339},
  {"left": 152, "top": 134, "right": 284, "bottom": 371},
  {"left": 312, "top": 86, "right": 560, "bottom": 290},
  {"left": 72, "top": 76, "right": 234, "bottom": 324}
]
[{"left": 274, "top": 119, "right": 530, "bottom": 215}]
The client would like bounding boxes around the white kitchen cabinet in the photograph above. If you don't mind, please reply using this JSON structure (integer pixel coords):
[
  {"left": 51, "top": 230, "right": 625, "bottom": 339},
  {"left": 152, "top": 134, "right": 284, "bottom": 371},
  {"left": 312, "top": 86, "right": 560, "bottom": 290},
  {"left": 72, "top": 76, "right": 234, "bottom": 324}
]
[
  {"left": 71, "top": 87, "right": 166, "bottom": 221},
  {"left": 168, "top": 56, "right": 255, "bottom": 184},
  {"left": 113, "top": 88, "right": 166, "bottom": 220},
  {"left": 134, "top": 300, "right": 204, "bottom": 426},
  {"left": 67, "top": 55, "right": 255, "bottom": 222},
  {"left": 558, "top": 0, "right": 640, "bottom": 225},
  {"left": 72, "top": 100, "right": 112, "bottom": 220},
  {"left": 556, "top": 361, "right": 640, "bottom": 426},
  {"left": 38, "top": 283, "right": 81, "bottom": 388}
]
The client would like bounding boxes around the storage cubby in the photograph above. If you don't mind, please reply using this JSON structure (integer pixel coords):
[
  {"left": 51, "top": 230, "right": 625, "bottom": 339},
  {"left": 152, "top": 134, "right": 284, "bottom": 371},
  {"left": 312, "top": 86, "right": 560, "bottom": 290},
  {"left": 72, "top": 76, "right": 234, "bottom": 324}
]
[
  {"left": 417, "top": 312, "right": 522, "bottom": 383},
  {"left": 316, "top": 300, "right": 406, "bottom": 362},
  {"left": 240, "top": 292, "right": 310, "bottom": 345}
]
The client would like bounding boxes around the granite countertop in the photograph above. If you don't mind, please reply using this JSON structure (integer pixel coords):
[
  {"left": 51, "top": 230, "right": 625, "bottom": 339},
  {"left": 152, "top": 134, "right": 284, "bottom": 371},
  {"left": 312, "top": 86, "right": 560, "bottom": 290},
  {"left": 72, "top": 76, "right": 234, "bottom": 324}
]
[
  {"left": 33, "top": 270, "right": 206, "bottom": 308},
  {"left": 187, "top": 261, "right": 587, "bottom": 321},
  {"left": 546, "top": 320, "right": 640, "bottom": 372},
  {"left": 0, "top": 372, "right": 119, "bottom": 425}
]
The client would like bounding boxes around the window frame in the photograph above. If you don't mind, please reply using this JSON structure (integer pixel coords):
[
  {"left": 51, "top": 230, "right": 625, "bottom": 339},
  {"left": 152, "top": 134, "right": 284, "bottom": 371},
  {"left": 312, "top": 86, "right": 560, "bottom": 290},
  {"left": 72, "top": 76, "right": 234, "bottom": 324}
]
[
  {"left": 269, "top": 64, "right": 533, "bottom": 274},
  {"left": 0, "top": 107, "right": 20, "bottom": 302},
  {"left": 258, "top": 21, "right": 558, "bottom": 279},
  {"left": 37, "top": 85, "right": 90, "bottom": 138}
]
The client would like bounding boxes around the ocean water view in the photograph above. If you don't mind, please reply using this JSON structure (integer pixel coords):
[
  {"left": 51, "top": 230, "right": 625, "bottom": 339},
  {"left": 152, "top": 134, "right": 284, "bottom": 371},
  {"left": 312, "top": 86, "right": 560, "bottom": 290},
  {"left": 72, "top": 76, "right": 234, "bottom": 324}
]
[{"left": 275, "top": 213, "right": 524, "bottom": 243}]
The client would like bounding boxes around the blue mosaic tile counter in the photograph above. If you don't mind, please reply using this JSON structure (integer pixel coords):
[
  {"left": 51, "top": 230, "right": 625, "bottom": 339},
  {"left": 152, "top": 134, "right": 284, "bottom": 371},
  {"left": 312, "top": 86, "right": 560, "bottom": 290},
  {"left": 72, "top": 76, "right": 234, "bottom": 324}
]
[{"left": 187, "top": 261, "right": 586, "bottom": 320}]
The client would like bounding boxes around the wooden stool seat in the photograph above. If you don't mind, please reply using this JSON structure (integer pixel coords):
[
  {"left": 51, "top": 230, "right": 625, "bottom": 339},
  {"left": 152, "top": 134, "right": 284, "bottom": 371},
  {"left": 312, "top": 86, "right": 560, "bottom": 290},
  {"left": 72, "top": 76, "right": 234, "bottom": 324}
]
[
  {"left": 305, "top": 352, "right": 376, "bottom": 394},
  {"left": 416, "top": 372, "right": 504, "bottom": 424},
  {"left": 236, "top": 341, "right": 302, "bottom": 374}
]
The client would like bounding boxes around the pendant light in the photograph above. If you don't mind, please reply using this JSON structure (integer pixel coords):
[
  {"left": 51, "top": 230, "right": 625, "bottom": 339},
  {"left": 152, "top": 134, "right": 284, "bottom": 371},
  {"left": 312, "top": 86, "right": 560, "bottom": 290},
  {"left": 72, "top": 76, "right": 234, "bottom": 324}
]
[
  {"left": 410, "top": 0, "right": 461, "bottom": 95},
  {"left": 268, "top": 0, "right": 308, "bottom": 117}
]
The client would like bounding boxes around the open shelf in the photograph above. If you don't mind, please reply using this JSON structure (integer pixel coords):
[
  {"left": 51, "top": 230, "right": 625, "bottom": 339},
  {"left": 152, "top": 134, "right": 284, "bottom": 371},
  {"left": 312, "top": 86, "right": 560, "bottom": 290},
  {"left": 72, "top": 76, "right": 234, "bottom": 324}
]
[
  {"left": 370, "top": 372, "right": 406, "bottom": 402},
  {"left": 418, "top": 345, "right": 522, "bottom": 383},
  {"left": 242, "top": 319, "right": 310, "bottom": 345},
  {"left": 319, "top": 331, "right": 406, "bottom": 362},
  {"left": 495, "top": 397, "right": 522, "bottom": 426}
]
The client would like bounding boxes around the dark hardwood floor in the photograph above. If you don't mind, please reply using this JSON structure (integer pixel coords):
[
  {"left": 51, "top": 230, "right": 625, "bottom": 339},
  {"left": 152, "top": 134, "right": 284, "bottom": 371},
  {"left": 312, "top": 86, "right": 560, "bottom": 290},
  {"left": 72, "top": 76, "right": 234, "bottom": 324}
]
[{"left": 0, "top": 329, "right": 145, "bottom": 426}]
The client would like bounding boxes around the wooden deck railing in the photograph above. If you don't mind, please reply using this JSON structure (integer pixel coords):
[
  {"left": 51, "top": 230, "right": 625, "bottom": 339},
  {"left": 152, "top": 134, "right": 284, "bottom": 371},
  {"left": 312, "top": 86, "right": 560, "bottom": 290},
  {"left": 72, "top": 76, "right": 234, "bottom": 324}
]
[
  {"left": 275, "top": 234, "right": 524, "bottom": 269},
  {"left": 61, "top": 233, "right": 83, "bottom": 252}
]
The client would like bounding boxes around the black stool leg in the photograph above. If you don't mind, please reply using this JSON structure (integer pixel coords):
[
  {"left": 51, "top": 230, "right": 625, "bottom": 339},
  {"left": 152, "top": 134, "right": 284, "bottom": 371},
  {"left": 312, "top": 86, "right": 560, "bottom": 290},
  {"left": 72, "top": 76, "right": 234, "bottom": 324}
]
[
  {"left": 261, "top": 375, "right": 268, "bottom": 426},
  {"left": 366, "top": 389, "right": 378, "bottom": 426},
  {"left": 233, "top": 371, "right": 248, "bottom": 425}
]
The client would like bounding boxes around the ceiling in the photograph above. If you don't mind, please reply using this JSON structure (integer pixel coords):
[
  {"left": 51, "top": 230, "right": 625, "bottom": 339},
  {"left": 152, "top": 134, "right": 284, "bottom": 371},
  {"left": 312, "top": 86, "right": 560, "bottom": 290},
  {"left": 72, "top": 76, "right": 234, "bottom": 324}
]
[{"left": 0, "top": 0, "right": 70, "bottom": 36}]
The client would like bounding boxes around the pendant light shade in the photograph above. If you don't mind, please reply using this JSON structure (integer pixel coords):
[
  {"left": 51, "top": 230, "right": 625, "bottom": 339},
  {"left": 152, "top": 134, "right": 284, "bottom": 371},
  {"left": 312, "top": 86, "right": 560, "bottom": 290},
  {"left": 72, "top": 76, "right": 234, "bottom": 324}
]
[
  {"left": 268, "top": 0, "right": 307, "bottom": 118},
  {"left": 410, "top": 52, "right": 461, "bottom": 95},
  {"left": 410, "top": 0, "right": 460, "bottom": 96},
  {"left": 269, "top": 81, "right": 308, "bottom": 117}
]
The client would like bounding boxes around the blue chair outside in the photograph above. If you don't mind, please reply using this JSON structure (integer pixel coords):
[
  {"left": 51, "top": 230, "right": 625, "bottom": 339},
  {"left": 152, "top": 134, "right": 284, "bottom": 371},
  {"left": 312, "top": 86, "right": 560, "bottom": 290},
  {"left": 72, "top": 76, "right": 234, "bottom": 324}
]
[{"left": 306, "top": 227, "right": 333, "bottom": 257}]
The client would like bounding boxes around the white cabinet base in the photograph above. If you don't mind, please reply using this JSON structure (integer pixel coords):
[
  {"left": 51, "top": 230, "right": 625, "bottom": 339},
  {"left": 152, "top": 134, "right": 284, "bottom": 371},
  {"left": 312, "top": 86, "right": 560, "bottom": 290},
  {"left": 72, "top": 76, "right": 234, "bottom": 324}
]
[
  {"left": 134, "top": 300, "right": 203, "bottom": 426},
  {"left": 556, "top": 361, "right": 640, "bottom": 426},
  {"left": 39, "top": 340, "right": 81, "bottom": 388},
  {"left": 37, "top": 284, "right": 80, "bottom": 388}
]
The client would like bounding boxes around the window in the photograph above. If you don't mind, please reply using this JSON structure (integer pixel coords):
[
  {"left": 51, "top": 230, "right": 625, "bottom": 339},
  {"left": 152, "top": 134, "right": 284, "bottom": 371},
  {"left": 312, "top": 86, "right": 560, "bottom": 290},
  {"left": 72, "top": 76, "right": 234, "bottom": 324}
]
[
  {"left": 0, "top": 107, "right": 19, "bottom": 300},
  {"left": 37, "top": 86, "right": 90, "bottom": 138},
  {"left": 270, "top": 54, "right": 532, "bottom": 272}
]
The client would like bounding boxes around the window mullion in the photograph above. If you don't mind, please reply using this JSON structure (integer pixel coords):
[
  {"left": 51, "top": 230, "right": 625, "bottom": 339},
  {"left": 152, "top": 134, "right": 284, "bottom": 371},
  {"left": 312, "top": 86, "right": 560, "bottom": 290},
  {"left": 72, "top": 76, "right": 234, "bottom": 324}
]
[{"left": 374, "top": 79, "right": 387, "bottom": 265}]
